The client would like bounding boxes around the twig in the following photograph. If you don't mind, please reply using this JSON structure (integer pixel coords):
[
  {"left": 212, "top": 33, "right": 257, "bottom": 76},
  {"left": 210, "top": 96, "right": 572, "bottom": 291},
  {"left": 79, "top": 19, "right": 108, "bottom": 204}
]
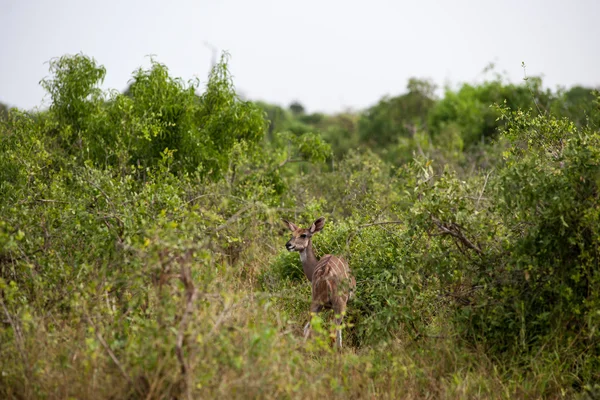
[
  {"left": 477, "top": 170, "right": 492, "bottom": 209},
  {"left": 206, "top": 302, "right": 235, "bottom": 339},
  {"left": 357, "top": 221, "right": 403, "bottom": 228},
  {"left": 205, "top": 293, "right": 256, "bottom": 340},
  {"left": 84, "top": 313, "right": 134, "bottom": 388},
  {"left": 35, "top": 199, "right": 68, "bottom": 204},
  {"left": 98, "top": 214, "right": 125, "bottom": 244},
  {"left": 176, "top": 260, "right": 199, "bottom": 400},
  {"left": 214, "top": 204, "right": 254, "bottom": 233},
  {"left": 1, "top": 297, "right": 31, "bottom": 387},
  {"left": 431, "top": 216, "right": 483, "bottom": 255},
  {"left": 463, "top": 196, "right": 490, "bottom": 201},
  {"left": 182, "top": 194, "right": 209, "bottom": 207},
  {"left": 278, "top": 158, "right": 304, "bottom": 168},
  {"left": 345, "top": 220, "right": 404, "bottom": 250},
  {"left": 212, "top": 205, "right": 301, "bottom": 234},
  {"left": 521, "top": 62, "right": 544, "bottom": 115}
]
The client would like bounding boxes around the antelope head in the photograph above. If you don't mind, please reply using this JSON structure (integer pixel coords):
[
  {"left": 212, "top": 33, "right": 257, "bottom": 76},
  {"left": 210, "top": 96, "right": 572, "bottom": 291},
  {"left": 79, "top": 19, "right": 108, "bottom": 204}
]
[{"left": 282, "top": 217, "right": 325, "bottom": 252}]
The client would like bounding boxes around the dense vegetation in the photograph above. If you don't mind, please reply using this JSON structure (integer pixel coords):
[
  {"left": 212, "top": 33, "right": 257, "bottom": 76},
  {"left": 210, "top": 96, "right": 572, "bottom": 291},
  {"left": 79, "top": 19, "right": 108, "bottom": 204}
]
[{"left": 1, "top": 53, "right": 599, "bottom": 399}]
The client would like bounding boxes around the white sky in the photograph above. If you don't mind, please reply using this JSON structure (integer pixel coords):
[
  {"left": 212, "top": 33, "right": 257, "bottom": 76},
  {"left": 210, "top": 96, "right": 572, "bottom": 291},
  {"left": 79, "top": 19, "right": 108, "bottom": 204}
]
[{"left": 0, "top": 0, "right": 598, "bottom": 113}]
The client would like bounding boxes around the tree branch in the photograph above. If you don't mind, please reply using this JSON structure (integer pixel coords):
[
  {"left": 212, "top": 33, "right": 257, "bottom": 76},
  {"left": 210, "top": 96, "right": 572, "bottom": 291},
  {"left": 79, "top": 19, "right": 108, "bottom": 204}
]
[
  {"left": 176, "top": 255, "right": 199, "bottom": 400},
  {"left": 1, "top": 297, "right": 31, "bottom": 388},
  {"left": 84, "top": 313, "right": 134, "bottom": 390},
  {"left": 278, "top": 158, "right": 304, "bottom": 168},
  {"left": 357, "top": 220, "right": 403, "bottom": 228},
  {"left": 431, "top": 216, "right": 483, "bottom": 255},
  {"left": 345, "top": 220, "right": 404, "bottom": 251}
]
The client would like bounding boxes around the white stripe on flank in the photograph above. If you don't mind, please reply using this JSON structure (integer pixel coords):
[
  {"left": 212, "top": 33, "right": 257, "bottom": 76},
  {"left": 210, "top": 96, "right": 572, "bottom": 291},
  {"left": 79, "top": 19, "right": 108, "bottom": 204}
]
[{"left": 331, "top": 257, "right": 349, "bottom": 280}]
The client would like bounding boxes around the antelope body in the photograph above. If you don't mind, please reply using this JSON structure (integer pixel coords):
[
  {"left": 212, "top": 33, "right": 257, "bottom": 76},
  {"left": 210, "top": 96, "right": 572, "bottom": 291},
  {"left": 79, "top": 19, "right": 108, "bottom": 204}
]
[{"left": 283, "top": 217, "right": 356, "bottom": 348}]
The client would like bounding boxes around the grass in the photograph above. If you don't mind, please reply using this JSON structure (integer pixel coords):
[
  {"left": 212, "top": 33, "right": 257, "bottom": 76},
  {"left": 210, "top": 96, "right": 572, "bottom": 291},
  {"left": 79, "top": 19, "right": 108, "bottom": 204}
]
[{"left": 0, "top": 245, "right": 579, "bottom": 400}]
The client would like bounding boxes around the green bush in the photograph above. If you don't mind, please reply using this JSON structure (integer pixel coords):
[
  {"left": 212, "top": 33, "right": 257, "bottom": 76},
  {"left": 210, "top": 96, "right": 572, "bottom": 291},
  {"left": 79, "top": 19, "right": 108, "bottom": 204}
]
[
  {"left": 38, "top": 54, "right": 267, "bottom": 179},
  {"left": 2, "top": 52, "right": 599, "bottom": 398}
]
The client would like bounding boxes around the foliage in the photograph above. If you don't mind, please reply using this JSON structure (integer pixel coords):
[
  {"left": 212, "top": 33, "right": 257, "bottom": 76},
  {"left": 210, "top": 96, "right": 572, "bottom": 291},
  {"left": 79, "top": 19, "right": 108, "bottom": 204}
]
[
  {"left": 1, "top": 52, "right": 599, "bottom": 399},
  {"left": 427, "top": 77, "right": 553, "bottom": 148},
  {"left": 289, "top": 100, "right": 305, "bottom": 116},
  {"left": 0, "top": 101, "right": 10, "bottom": 119},
  {"left": 39, "top": 54, "right": 266, "bottom": 179},
  {"left": 41, "top": 53, "right": 107, "bottom": 135},
  {"left": 551, "top": 85, "right": 600, "bottom": 127},
  {"left": 358, "top": 78, "right": 436, "bottom": 150},
  {"left": 484, "top": 105, "right": 600, "bottom": 356}
]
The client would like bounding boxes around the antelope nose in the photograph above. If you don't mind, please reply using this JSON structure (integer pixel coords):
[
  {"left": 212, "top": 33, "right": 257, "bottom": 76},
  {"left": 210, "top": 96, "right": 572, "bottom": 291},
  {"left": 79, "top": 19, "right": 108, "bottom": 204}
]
[{"left": 286, "top": 241, "right": 294, "bottom": 251}]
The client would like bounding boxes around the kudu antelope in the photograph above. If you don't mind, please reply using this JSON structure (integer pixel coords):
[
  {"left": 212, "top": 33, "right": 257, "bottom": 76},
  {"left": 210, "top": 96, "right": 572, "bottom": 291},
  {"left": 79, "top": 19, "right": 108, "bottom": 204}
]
[{"left": 282, "top": 217, "right": 356, "bottom": 348}]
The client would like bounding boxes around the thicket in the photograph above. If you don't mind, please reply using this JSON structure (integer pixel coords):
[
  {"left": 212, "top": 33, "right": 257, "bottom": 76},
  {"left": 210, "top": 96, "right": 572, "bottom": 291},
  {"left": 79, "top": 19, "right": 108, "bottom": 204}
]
[{"left": 0, "top": 53, "right": 599, "bottom": 399}]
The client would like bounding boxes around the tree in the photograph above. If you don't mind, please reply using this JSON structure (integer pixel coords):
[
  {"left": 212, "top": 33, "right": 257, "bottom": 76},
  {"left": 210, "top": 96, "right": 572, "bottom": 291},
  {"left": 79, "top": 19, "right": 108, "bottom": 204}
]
[
  {"left": 289, "top": 101, "right": 305, "bottom": 115},
  {"left": 359, "top": 78, "right": 436, "bottom": 148},
  {"left": 0, "top": 102, "right": 9, "bottom": 119},
  {"left": 38, "top": 53, "right": 267, "bottom": 179},
  {"left": 552, "top": 85, "right": 600, "bottom": 127},
  {"left": 427, "top": 77, "right": 554, "bottom": 148}
]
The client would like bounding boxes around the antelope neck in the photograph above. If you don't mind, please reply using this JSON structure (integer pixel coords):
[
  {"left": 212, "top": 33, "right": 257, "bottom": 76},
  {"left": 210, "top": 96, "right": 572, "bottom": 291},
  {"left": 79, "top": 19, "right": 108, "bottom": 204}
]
[{"left": 299, "top": 240, "right": 318, "bottom": 282}]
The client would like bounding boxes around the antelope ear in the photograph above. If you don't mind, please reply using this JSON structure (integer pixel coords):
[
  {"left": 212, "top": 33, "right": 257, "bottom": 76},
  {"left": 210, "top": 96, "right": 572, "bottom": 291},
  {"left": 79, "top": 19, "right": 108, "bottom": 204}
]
[
  {"left": 282, "top": 219, "right": 299, "bottom": 232},
  {"left": 309, "top": 217, "right": 325, "bottom": 233}
]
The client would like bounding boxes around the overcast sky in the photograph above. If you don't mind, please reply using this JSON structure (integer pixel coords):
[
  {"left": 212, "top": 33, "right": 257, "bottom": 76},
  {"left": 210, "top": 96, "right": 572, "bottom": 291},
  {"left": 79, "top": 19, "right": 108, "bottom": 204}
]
[{"left": 0, "top": 0, "right": 598, "bottom": 113}]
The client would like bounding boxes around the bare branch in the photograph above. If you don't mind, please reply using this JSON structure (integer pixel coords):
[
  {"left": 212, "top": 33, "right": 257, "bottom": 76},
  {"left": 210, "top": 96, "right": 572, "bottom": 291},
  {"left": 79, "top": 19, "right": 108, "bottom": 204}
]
[
  {"left": 357, "top": 220, "right": 403, "bottom": 228},
  {"left": 431, "top": 216, "right": 483, "bottom": 255},
  {"left": 213, "top": 205, "right": 302, "bottom": 234},
  {"left": 346, "top": 220, "right": 404, "bottom": 250},
  {"left": 182, "top": 194, "right": 209, "bottom": 207},
  {"left": 214, "top": 204, "right": 254, "bottom": 233},
  {"left": 0, "top": 297, "right": 31, "bottom": 387},
  {"left": 84, "top": 313, "right": 134, "bottom": 388},
  {"left": 278, "top": 158, "right": 305, "bottom": 168},
  {"left": 35, "top": 199, "right": 68, "bottom": 204},
  {"left": 86, "top": 179, "right": 114, "bottom": 208},
  {"left": 175, "top": 253, "right": 199, "bottom": 400},
  {"left": 477, "top": 170, "right": 492, "bottom": 209}
]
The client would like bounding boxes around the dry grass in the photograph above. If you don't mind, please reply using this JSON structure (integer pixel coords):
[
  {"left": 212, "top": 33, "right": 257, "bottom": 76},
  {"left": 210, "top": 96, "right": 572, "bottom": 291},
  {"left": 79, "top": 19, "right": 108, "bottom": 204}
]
[{"left": 0, "top": 250, "right": 577, "bottom": 399}]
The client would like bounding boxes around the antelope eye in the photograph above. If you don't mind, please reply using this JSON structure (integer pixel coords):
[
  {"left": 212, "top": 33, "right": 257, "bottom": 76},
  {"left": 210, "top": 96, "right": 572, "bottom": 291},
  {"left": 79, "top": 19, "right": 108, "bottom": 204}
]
[{"left": 300, "top": 234, "right": 307, "bottom": 238}]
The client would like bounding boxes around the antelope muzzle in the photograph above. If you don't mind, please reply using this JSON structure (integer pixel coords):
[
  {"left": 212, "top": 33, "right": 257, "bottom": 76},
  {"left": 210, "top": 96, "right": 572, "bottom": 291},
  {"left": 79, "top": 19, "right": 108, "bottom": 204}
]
[{"left": 286, "top": 240, "right": 295, "bottom": 251}]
